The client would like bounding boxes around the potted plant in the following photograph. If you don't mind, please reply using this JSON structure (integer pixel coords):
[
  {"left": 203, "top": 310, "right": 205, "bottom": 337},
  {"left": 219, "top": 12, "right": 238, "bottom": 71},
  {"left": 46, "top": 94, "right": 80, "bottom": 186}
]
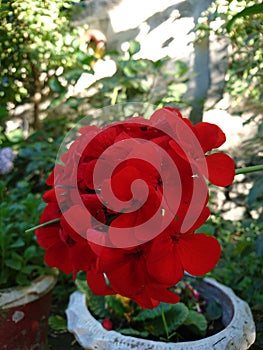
[
  {"left": 33, "top": 104, "right": 258, "bottom": 349},
  {"left": 0, "top": 179, "right": 57, "bottom": 350}
]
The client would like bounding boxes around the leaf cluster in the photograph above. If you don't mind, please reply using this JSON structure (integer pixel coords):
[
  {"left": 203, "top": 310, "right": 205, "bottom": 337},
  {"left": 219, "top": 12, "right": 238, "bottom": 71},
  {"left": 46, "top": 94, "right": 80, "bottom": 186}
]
[
  {"left": 195, "top": 0, "right": 263, "bottom": 112},
  {"left": 75, "top": 274, "right": 218, "bottom": 342},
  {"left": 0, "top": 0, "right": 93, "bottom": 114},
  {"left": 87, "top": 41, "right": 190, "bottom": 113},
  {"left": 0, "top": 180, "right": 52, "bottom": 288}
]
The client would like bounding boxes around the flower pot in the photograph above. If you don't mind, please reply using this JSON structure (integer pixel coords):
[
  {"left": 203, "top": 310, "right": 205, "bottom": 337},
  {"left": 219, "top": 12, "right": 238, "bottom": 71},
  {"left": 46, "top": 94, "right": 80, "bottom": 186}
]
[
  {"left": 66, "top": 278, "right": 256, "bottom": 350},
  {"left": 0, "top": 274, "right": 57, "bottom": 350}
]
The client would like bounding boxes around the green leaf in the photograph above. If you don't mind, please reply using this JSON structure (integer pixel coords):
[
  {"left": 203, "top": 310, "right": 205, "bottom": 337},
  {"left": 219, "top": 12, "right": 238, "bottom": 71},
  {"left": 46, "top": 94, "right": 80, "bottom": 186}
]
[
  {"left": 128, "top": 40, "right": 141, "bottom": 56},
  {"left": 105, "top": 295, "right": 129, "bottom": 317},
  {"left": 75, "top": 277, "right": 108, "bottom": 319},
  {"left": 21, "top": 265, "right": 38, "bottom": 275},
  {"left": 24, "top": 245, "right": 37, "bottom": 260},
  {"left": 49, "top": 77, "right": 66, "bottom": 93},
  {"left": 48, "top": 92, "right": 67, "bottom": 109},
  {"left": 255, "top": 233, "right": 263, "bottom": 258},
  {"left": 63, "top": 97, "right": 85, "bottom": 110},
  {"left": 133, "top": 303, "right": 189, "bottom": 337},
  {"left": 183, "top": 310, "right": 207, "bottom": 337},
  {"left": 5, "top": 258, "right": 22, "bottom": 270},
  {"left": 226, "top": 4, "right": 263, "bottom": 32},
  {"left": 119, "top": 328, "right": 149, "bottom": 338},
  {"left": 10, "top": 238, "right": 25, "bottom": 248},
  {"left": 48, "top": 315, "right": 67, "bottom": 331},
  {"left": 205, "top": 301, "right": 222, "bottom": 321},
  {"left": 62, "top": 69, "right": 83, "bottom": 83},
  {"left": 248, "top": 177, "right": 263, "bottom": 205},
  {"left": 16, "top": 273, "right": 31, "bottom": 286}
]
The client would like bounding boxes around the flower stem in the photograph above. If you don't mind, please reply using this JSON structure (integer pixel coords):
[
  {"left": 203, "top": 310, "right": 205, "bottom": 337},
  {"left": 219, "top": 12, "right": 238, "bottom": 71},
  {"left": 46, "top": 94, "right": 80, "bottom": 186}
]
[
  {"left": 235, "top": 164, "right": 263, "bottom": 175},
  {"left": 25, "top": 218, "right": 60, "bottom": 233},
  {"left": 161, "top": 309, "right": 169, "bottom": 341}
]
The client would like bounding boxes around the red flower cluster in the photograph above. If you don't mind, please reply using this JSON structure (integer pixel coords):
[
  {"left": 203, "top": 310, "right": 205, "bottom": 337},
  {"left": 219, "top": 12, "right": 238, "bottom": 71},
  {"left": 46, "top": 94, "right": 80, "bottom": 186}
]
[{"left": 36, "top": 107, "right": 235, "bottom": 308}]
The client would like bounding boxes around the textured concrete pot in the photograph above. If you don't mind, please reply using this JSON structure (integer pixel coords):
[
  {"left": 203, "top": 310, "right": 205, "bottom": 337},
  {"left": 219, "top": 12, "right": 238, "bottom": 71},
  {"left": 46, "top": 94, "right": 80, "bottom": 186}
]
[
  {"left": 66, "top": 278, "right": 256, "bottom": 350},
  {"left": 0, "top": 274, "right": 57, "bottom": 350}
]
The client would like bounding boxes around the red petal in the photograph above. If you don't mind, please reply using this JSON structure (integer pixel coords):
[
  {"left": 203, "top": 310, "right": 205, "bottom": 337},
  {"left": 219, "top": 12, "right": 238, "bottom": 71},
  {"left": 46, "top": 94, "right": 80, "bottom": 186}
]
[
  {"left": 86, "top": 270, "right": 115, "bottom": 295},
  {"left": 194, "top": 122, "right": 226, "bottom": 153},
  {"left": 35, "top": 225, "right": 60, "bottom": 249},
  {"left": 177, "top": 233, "right": 221, "bottom": 276},
  {"left": 150, "top": 285, "right": 180, "bottom": 304},
  {"left": 147, "top": 234, "right": 184, "bottom": 286},
  {"left": 205, "top": 153, "right": 235, "bottom": 186},
  {"left": 60, "top": 205, "right": 91, "bottom": 240},
  {"left": 70, "top": 242, "right": 96, "bottom": 278},
  {"left": 44, "top": 242, "right": 72, "bottom": 274}
]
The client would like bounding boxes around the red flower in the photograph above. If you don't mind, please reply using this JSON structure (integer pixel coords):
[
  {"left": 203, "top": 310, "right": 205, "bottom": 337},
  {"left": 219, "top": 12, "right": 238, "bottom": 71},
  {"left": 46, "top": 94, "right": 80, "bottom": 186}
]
[
  {"left": 147, "top": 225, "right": 221, "bottom": 287},
  {"left": 36, "top": 106, "right": 234, "bottom": 308},
  {"left": 89, "top": 242, "right": 179, "bottom": 308},
  {"left": 160, "top": 108, "right": 235, "bottom": 187},
  {"left": 36, "top": 204, "right": 97, "bottom": 277}
]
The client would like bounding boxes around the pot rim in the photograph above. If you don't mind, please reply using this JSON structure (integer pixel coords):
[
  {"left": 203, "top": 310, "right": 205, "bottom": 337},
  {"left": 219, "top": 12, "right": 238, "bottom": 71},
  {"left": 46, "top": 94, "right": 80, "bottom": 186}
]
[
  {"left": 66, "top": 277, "right": 256, "bottom": 349},
  {"left": 0, "top": 273, "right": 58, "bottom": 309}
]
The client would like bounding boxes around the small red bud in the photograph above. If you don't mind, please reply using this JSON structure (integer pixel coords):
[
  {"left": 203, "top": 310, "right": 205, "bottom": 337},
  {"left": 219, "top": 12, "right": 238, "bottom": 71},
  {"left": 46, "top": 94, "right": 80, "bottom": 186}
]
[{"left": 102, "top": 318, "right": 113, "bottom": 331}]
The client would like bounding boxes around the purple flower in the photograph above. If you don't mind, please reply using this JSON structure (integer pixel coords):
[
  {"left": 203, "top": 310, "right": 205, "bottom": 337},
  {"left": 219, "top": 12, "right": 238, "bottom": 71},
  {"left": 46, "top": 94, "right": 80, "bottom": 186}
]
[{"left": 0, "top": 147, "right": 16, "bottom": 175}]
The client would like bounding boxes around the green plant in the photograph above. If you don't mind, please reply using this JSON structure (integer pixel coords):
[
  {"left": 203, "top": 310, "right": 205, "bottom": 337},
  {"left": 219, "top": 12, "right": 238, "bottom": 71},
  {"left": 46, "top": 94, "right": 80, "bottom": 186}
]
[
  {"left": 1, "top": 114, "right": 74, "bottom": 193},
  {"left": 198, "top": 215, "right": 263, "bottom": 349},
  {"left": 196, "top": 0, "right": 263, "bottom": 113},
  {"left": 88, "top": 41, "right": 189, "bottom": 110},
  {"left": 0, "top": 114, "right": 75, "bottom": 288},
  {"left": 0, "top": 180, "right": 53, "bottom": 288},
  {"left": 75, "top": 274, "right": 222, "bottom": 342},
  {"left": 0, "top": 0, "right": 92, "bottom": 128}
]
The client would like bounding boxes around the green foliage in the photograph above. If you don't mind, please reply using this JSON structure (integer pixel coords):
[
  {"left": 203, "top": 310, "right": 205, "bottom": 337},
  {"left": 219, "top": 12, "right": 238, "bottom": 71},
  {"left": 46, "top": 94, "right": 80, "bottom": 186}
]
[
  {"left": 75, "top": 274, "right": 109, "bottom": 319},
  {"left": 199, "top": 215, "right": 263, "bottom": 347},
  {"left": 88, "top": 41, "right": 189, "bottom": 111},
  {"left": 75, "top": 275, "right": 212, "bottom": 342},
  {"left": 48, "top": 315, "right": 68, "bottom": 332},
  {"left": 118, "top": 328, "right": 149, "bottom": 338},
  {"left": 183, "top": 310, "right": 207, "bottom": 337},
  {"left": 226, "top": 3, "right": 263, "bottom": 32},
  {"left": 205, "top": 301, "right": 222, "bottom": 322},
  {"left": 0, "top": 180, "right": 52, "bottom": 288},
  {"left": 196, "top": 0, "right": 263, "bottom": 112},
  {"left": 105, "top": 295, "right": 130, "bottom": 318},
  {"left": 2, "top": 115, "right": 71, "bottom": 193},
  {"left": 0, "top": 112, "right": 75, "bottom": 289},
  {"left": 0, "top": 0, "right": 92, "bottom": 127},
  {"left": 133, "top": 302, "right": 188, "bottom": 338}
]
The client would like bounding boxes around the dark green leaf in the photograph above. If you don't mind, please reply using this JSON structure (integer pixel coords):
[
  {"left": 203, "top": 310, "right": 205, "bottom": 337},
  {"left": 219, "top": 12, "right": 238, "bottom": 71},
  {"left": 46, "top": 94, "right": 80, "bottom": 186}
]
[
  {"left": 48, "top": 315, "right": 67, "bottom": 331},
  {"left": 133, "top": 302, "right": 189, "bottom": 337},
  {"left": 205, "top": 301, "right": 222, "bottom": 321},
  {"left": 5, "top": 258, "right": 22, "bottom": 270},
  {"left": 119, "top": 328, "right": 149, "bottom": 338},
  {"left": 75, "top": 277, "right": 108, "bottom": 318},
  {"left": 226, "top": 4, "right": 263, "bottom": 32},
  {"left": 24, "top": 246, "right": 37, "bottom": 260},
  {"left": 183, "top": 310, "right": 207, "bottom": 337},
  {"left": 10, "top": 238, "right": 25, "bottom": 248},
  {"left": 105, "top": 295, "right": 128, "bottom": 317},
  {"left": 255, "top": 233, "right": 263, "bottom": 257},
  {"left": 248, "top": 177, "right": 263, "bottom": 205},
  {"left": 62, "top": 69, "right": 83, "bottom": 83},
  {"left": 16, "top": 273, "right": 31, "bottom": 286},
  {"left": 49, "top": 77, "right": 66, "bottom": 93}
]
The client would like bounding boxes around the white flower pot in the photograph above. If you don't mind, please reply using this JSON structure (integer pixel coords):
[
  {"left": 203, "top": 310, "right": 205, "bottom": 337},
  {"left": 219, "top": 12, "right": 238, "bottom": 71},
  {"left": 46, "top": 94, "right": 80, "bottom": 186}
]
[{"left": 66, "top": 278, "right": 256, "bottom": 350}]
